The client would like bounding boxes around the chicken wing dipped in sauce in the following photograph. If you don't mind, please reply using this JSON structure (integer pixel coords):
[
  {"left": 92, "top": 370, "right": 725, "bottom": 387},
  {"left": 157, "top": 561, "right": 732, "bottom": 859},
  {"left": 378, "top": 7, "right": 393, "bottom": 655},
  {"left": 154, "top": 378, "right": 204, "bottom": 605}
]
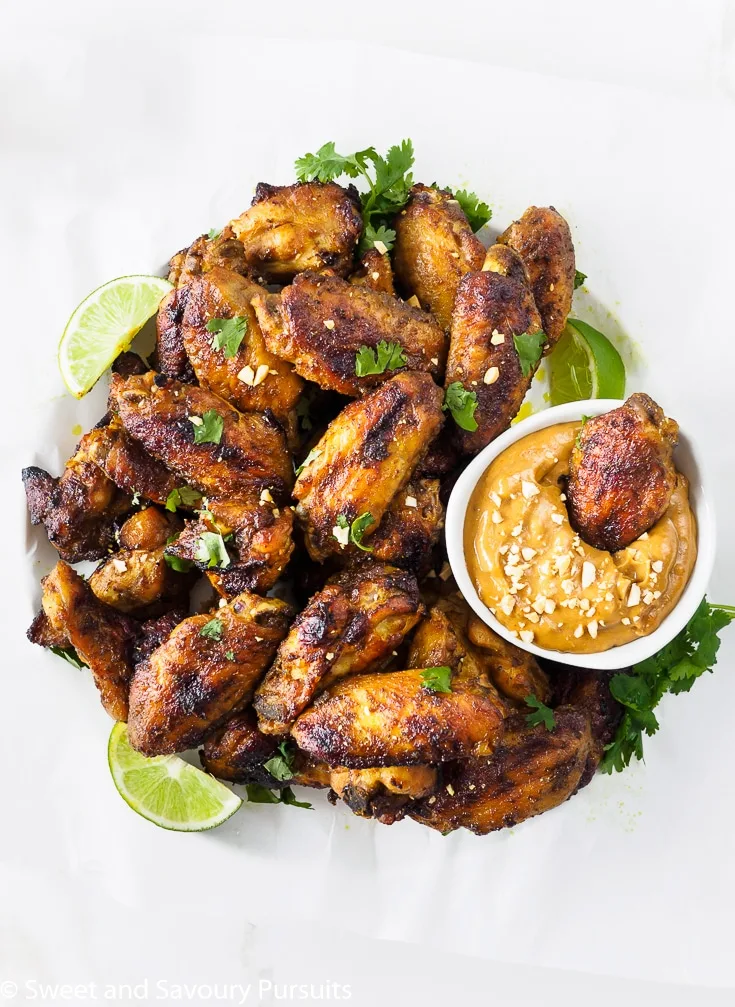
[
  {"left": 254, "top": 563, "right": 424, "bottom": 735},
  {"left": 229, "top": 181, "right": 363, "bottom": 282},
  {"left": 567, "top": 393, "right": 679, "bottom": 552},
  {"left": 127, "top": 591, "right": 293, "bottom": 755},
  {"left": 498, "top": 205, "right": 575, "bottom": 351},
  {"left": 252, "top": 272, "right": 446, "bottom": 396},
  {"left": 445, "top": 244, "right": 544, "bottom": 455},
  {"left": 293, "top": 371, "right": 445, "bottom": 561},
  {"left": 28, "top": 561, "right": 137, "bottom": 721},
  {"left": 392, "top": 184, "right": 486, "bottom": 330}
]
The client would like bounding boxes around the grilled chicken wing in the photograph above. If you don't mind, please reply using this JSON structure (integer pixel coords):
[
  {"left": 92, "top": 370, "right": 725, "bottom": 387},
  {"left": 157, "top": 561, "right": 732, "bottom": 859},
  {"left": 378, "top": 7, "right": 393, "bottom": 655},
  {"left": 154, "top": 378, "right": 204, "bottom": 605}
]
[
  {"left": 292, "top": 665, "right": 505, "bottom": 768},
  {"left": 84, "top": 415, "right": 179, "bottom": 506},
  {"left": 168, "top": 226, "right": 252, "bottom": 288},
  {"left": 180, "top": 266, "right": 303, "bottom": 431},
  {"left": 293, "top": 371, "right": 445, "bottom": 561},
  {"left": 498, "top": 205, "right": 575, "bottom": 351},
  {"left": 466, "top": 613, "right": 551, "bottom": 704},
  {"left": 109, "top": 372, "right": 293, "bottom": 499},
  {"left": 349, "top": 248, "right": 395, "bottom": 295},
  {"left": 393, "top": 184, "right": 486, "bottom": 330},
  {"left": 567, "top": 394, "right": 679, "bottom": 552},
  {"left": 329, "top": 765, "right": 438, "bottom": 824},
  {"left": 28, "top": 561, "right": 136, "bottom": 720},
  {"left": 229, "top": 181, "right": 362, "bottom": 282},
  {"left": 156, "top": 286, "right": 195, "bottom": 381},
  {"left": 127, "top": 591, "right": 293, "bottom": 755},
  {"left": 200, "top": 708, "right": 282, "bottom": 787},
  {"left": 23, "top": 430, "right": 132, "bottom": 562},
  {"left": 254, "top": 563, "right": 423, "bottom": 735},
  {"left": 445, "top": 244, "right": 544, "bottom": 455},
  {"left": 252, "top": 272, "right": 446, "bottom": 396}
]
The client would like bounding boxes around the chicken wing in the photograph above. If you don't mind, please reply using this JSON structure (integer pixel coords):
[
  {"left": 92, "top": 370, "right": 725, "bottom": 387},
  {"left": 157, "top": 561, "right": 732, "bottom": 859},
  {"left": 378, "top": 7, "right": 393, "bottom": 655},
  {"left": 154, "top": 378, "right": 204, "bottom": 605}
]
[
  {"left": 466, "top": 613, "right": 551, "bottom": 705},
  {"left": 180, "top": 266, "right": 303, "bottom": 432},
  {"left": 109, "top": 371, "right": 293, "bottom": 499},
  {"left": 84, "top": 416, "right": 179, "bottom": 507},
  {"left": 445, "top": 245, "right": 544, "bottom": 455},
  {"left": 252, "top": 272, "right": 446, "bottom": 396},
  {"left": 127, "top": 591, "right": 293, "bottom": 755},
  {"left": 229, "top": 181, "right": 362, "bottom": 282},
  {"left": 392, "top": 184, "right": 486, "bottom": 329},
  {"left": 293, "top": 371, "right": 445, "bottom": 561},
  {"left": 254, "top": 563, "right": 423, "bottom": 735},
  {"left": 349, "top": 248, "right": 395, "bottom": 295},
  {"left": 156, "top": 286, "right": 195, "bottom": 382},
  {"left": 291, "top": 666, "right": 505, "bottom": 768},
  {"left": 167, "top": 226, "right": 252, "bottom": 288},
  {"left": 28, "top": 561, "right": 137, "bottom": 721},
  {"left": 567, "top": 394, "right": 679, "bottom": 552},
  {"left": 498, "top": 205, "right": 575, "bottom": 350},
  {"left": 329, "top": 765, "right": 438, "bottom": 824},
  {"left": 200, "top": 708, "right": 281, "bottom": 787}
]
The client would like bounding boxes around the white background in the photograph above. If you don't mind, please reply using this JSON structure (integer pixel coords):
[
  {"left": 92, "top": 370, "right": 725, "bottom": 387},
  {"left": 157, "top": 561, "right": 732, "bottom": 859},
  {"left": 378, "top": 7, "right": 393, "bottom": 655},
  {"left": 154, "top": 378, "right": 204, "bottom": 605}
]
[{"left": 3, "top": 3, "right": 735, "bottom": 1005}]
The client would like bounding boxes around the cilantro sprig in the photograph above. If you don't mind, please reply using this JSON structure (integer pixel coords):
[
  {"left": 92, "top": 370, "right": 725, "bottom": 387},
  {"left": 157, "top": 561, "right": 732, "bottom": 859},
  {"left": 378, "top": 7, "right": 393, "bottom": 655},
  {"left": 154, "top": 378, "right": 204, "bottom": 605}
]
[
  {"left": 165, "top": 486, "right": 202, "bottom": 513},
  {"left": 334, "top": 512, "right": 375, "bottom": 552},
  {"left": 263, "top": 741, "right": 296, "bottom": 782},
  {"left": 195, "top": 531, "right": 231, "bottom": 569},
  {"left": 206, "top": 316, "right": 247, "bottom": 358},
  {"left": 199, "top": 617, "right": 223, "bottom": 641},
  {"left": 600, "top": 599, "right": 734, "bottom": 773},
  {"left": 524, "top": 694, "right": 556, "bottom": 731},
  {"left": 513, "top": 330, "right": 546, "bottom": 377},
  {"left": 443, "top": 382, "right": 478, "bottom": 432},
  {"left": 420, "top": 666, "right": 453, "bottom": 693},
  {"left": 246, "top": 783, "right": 312, "bottom": 810},
  {"left": 355, "top": 340, "right": 407, "bottom": 377},
  {"left": 574, "top": 269, "right": 587, "bottom": 290},
  {"left": 452, "top": 189, "right": 492, "bottom": 232}
]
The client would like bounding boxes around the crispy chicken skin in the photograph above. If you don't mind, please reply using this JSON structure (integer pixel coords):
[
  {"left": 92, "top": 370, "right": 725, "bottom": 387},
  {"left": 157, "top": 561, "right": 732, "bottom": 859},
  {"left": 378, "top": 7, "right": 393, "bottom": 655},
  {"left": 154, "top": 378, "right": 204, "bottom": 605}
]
[
  {"left": 127, "top": 591, "right": 293, "bottom": 755},
  {"left": 29, "top": 561, "right": 136, "bottom": 721},
  {"left": 252, "top": 272, "right": 446, "bottom": 397},
  {"left": 109, "top": 372, "right": 293, "bottom": 499},
  {"left": 22, "top": 430, "right": 131, "bottom": 562},
  {"left": 291, "top": 666, "right": 505, "bottom": 768},
  {"left": 393, "top": 184, "right": 486, "bottom": 330},
  {"left": 200, "top": 708, "right": 281, "bottom": 787},
  {"left": 168, "top": 227, "right": 252, "bottom": 289},
  {"left": 445, "top": 245, "right": 544, "bottom": 455},
  {"left": 180, "top": 267, "right": 303, "bottom": 428},
  {"left": 84, "top": 416, "right": 179, "bottom": 506},
  {"left": 293, "top": 372, "right": 445, "bottom": 561},
  {"left": 410, "top": 708, "right": 593, "bottom": 835},
  {"left": 329, "top": 765, "right": 438, "bottom": 824},
  {"left": 466, "top": 613, "right": 551, "bottom": 705},
  {"left": 254, "top": 564, "right": 424, "bottom": 735},
  {"left": 229, "top": 181, "right": 362, "bottom": 282},
  {"left": 349, "top": 248, "right": 395, "bottom": 295},
  {"left": 498, "top": 205, "right": 575, "bottom": 351},
  {"left": 156, "top": 286, "right": 195, "bottom": 381},
  {"left": 567, "top": 393, "right": 679, "bottom": 552}
]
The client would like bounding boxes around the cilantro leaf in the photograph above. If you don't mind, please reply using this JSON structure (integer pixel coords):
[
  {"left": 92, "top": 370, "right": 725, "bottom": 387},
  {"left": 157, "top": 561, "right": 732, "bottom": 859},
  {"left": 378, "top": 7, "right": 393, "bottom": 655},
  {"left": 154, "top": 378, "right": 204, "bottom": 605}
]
[
  {"left": 355, "top": 340, "right": 408, "bottom": 377},
  {"left": 574, "top": 269, "right": 587, "bottom": 289},
  {"left": 600, "top": 598, "right": 734, "bottom": 773},
  {"left": 420, "top": 666, "right": 453, "bottom": 693},
  {"left": 524, "top": 694, "right": 556, "bottom": 731},
  {"left": 294, "top": 446, "right": 322, "bottom": 478},
  {"left": 164, "top": 553, "right": 194, "bottom": 573},
  {"left": 206, "top": 316, "right": 248, "bottom": 358},
  {"left": 190, "top": 410, "right": 224, "bottom": 445},
  {"left": 335, "top": 514, "right": 349, "bottom": 529},
  {"left": 199, "top": 617, "right": 223, "bottom": 641},
  {"left": 264, "top": 741, "right": 296, "bottom": 782},
  {"left": 49, "top": 645, "right": 87, "bottom": 669},
  {"left": 349, "top": 512, "right": 374, "bottom": 551},
  {"left": 513, "top": 330, "right": 546, "bottom": 377},
  {"left": 225, "top": 650, "right": 235, "bottom": 661},
  {"left": 195, "top": 531, "right": 231, "bottom": 569},
  {"left": 443, "top": 382, "right": 478, "bottom": 432},
  {"left": 281, "top": 787, "right": 313, "bottom": 809},
  {"left": 362, "top": 222, "right": 397, "bottom": 253},
  {"left": 165, "top": 486, "right": 202, "bottom": 513},
  {"left": 294, "top": 142, "right": 375, "bottom": 183},
  {"left": 207, "top": 227, "right": 222, "bottom": 240},
  {"left": 245, "top": 783, "right": 312, "bottom": 809},
  {"left": 452, "top": 189, "right": 492, "bottom": 232}
]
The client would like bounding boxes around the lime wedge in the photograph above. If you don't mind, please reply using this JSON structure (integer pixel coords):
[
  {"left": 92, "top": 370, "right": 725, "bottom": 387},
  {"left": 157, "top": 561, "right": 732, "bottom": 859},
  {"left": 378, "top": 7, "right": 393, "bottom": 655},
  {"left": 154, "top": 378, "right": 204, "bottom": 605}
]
[
  {"left": 108, "top": 722, "right": 242, "bottom": 831},
  {"left": 548, "top": 318, "right": 626, "bottom": 405},
  {"left": 58, "top": 275, "right": 172, "bottom": 397}
]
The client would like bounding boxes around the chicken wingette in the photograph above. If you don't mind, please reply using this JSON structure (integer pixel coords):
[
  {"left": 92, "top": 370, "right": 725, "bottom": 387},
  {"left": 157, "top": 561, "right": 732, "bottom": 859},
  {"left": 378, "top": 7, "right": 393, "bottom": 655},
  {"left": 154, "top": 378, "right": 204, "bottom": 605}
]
[
  {"left": 293, "top": 371, "right": 445, "bottom": 561},
  {"left": 127, "top": 591, "right": 293, "bottom": 755},
  {"left": 328, "top": 765, "right": 438, "bottom": 824},
  {"left": 254, "top": 563, "right": 424, "bottom": 735},
  {"left": 252, "top": 272, "right": 446, "bottom": 396},
  {"left": 168, "top": 226, "right": 252, "bottom": 288},
  {"left": 349, "top": 248, "right": 395, "bottom": 295},
  {"left": 445, "top": 244, "right": 544, "bottom": 455},
  {"left": 84, "top": 415, "right": 180, "bottom": 506},
  {"left": 229, "top": 181, "right": 363, "bottom": 282},
  {"left": 567, "top": 393, "right": 679, "bottom": 552},
  {"left": 498, "top": 205, "right": 575, "bottom": 351},
  {"left": 392, "top": 184, "right": 486, "bottom": 329}
]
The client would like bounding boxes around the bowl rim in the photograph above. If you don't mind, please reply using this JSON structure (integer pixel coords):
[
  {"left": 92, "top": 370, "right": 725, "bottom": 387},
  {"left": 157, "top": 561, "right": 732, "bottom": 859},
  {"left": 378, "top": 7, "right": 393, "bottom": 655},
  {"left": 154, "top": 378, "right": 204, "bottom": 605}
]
[{"left": 445, "top": 398, "right": 716, "bottom": 670}]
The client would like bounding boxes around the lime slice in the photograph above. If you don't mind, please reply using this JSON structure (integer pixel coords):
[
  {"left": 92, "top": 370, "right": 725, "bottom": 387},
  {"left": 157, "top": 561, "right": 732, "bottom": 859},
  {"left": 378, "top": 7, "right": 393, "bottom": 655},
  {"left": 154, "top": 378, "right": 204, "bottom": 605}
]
[
  {"left": 108, "top": 722, "right": 242, "bottom": 831},
  {"left": 58, "top": 275, "right": 172, "bottom": 397},
  {"left": 548, "top": 318, "right": 626, "bottom": 405}
]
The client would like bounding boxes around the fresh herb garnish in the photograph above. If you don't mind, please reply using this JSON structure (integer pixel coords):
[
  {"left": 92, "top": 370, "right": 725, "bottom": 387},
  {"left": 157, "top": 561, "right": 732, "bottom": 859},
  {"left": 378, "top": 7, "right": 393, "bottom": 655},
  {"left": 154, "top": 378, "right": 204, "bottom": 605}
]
[
  {"left": 600, "top": 599, "right": 734, "bottom": 773},
  {"left": 420, "top": 666, "right": 453, "bottom": 693},
  {"left": 513, "top": 330, "right": 546, "bottom": 377},
  {"left": 49, "top": 645, "right": 87, "bottom": 669},
  {"left": 524, "top": 694, "right": 556, "bottom": 731},
  {"left": 333, "top": 512, "right": 375, "bottom": 551},
  {"left": 207, "top": 227, "right": 222, "bottom": 240},
  {"left": 199, "top": 617, "right": 223, "bottom": 641},
  {"left": 452, "top": 189, "right": 492, "bottom": 232},
  {"left": 245, "top": 783, "right": 312, "bottom": 810},
  {"left": 355, "top": 340, "right": 407, "bottom": 377},
  {"left": 164, "top": 553, "right": 194, "bottom": 573},
  {"left": 295, "top": 397, "right": 312, "bottom": 431},
  {"left": 294, "top": 446, "right": 321, "bottom": 478},
  {"left": 264, "top": 741, "right": 295, "bottom": 782},
  {"left": 190, "top": 410, "right": 224, "bottom": 445},
  {"left": 575, "top": 415, "right": 592, "bottom": 448},
  {"left": 165, "top": 486, "right": 202, "bottom": 512},
  {"left": 443, "top": 382, "right": 478, "bottom": 432},
  {"left": 574, "top": 269, "right": 587, "bottom": 289},
  {"left": 195, "top": 531, "right": 231, "bottom": 569},
  {"left": 295, "top": 140, "right": 415, "bottom": 252},
  {"left": 206, "top": 316, "right": 247, "bottom": 358},
  {"left": 225, "top": 650, "right": 235, "bottom": 661}
]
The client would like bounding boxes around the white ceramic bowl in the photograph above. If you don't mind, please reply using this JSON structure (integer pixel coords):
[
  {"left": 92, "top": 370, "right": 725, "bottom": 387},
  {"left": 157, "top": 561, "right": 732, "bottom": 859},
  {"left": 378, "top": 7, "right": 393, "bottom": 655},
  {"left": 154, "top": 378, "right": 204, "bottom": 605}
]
[{"left": 445, "top": 399, "right": 716, "bottom": 670}]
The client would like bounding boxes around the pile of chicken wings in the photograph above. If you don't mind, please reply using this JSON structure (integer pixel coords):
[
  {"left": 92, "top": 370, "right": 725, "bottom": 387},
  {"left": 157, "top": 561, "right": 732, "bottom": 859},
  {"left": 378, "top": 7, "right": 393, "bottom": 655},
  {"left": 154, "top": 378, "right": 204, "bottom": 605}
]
[{"left": 24, "top": 176, "right": 622, "bottom": 834}]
